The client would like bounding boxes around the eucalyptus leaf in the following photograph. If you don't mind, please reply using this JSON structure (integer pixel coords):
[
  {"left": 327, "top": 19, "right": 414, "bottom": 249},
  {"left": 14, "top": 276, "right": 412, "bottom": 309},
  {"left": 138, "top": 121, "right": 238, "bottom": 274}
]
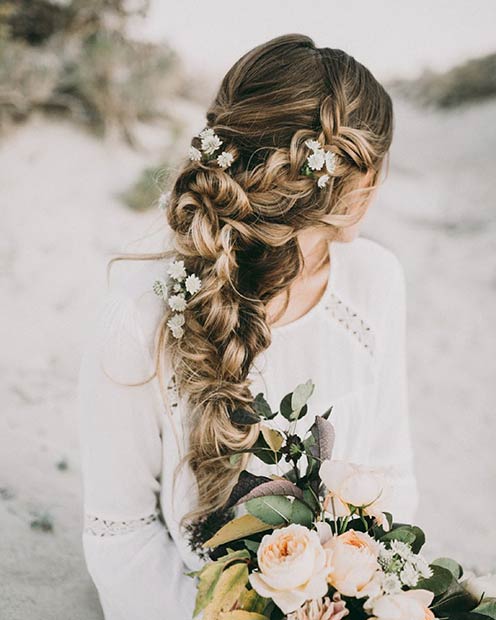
[
  {"left": 414, "top": 565, "right": 454, "bottom": 596},
  {"left": 380, "top": 526, "right": 417, "bottom": 546},
  {"left": 432, "top": 557, "right": 463, "bottom": 580},
  {"left": 431, "top": 579, "right": 477, "bottom": 614},
  {"left": 246, "top": 495, "right": 293, "bottom": 526},
  {"left": 290, "top": 499, "right": 314, "bottom": 526},
  {"left": 291, "top": 380, "right": 315, "bottom": 411},
  {"left": 472, "top": 598, "right": 496, "bottom": 619},
  {"left": 253, "top": 393, "right": 276, "bottom": 419},
  {"left": 253, "top": 433, "right": 282, "bottom": 465},
  {"left": 230, "top": 408, "right": 261, "bottom": 425},
  {"left": 279, "top": 393, "right": 293, "bottom": 420}
]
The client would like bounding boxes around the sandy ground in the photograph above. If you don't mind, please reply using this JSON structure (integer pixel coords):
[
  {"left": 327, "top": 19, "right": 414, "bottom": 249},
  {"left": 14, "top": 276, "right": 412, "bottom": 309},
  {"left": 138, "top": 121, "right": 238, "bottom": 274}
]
[{"left": 0, "top": 97, "right": 495, "bottom": 619}]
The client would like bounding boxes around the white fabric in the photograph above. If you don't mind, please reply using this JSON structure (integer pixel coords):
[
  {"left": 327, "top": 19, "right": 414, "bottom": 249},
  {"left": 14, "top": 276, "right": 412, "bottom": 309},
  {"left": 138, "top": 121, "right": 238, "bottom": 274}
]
[{"left": 77, "top": 235, "right": 419, "bottom": 620}]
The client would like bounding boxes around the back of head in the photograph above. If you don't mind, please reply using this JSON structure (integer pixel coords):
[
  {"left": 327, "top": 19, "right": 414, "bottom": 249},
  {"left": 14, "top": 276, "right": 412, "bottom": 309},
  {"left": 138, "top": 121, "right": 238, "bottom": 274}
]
[{"left": 160, "top": 33, "right": 393, "bottom": 521}]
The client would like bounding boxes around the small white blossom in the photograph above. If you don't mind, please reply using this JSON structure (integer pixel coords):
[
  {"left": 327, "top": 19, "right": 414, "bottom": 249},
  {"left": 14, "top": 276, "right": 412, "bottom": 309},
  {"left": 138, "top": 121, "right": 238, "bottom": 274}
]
[
  {"left": 317, "top": 174, "right": 330, "bottom": 188},
  {"left": 201, "top": 133, "right": 223, "bottom": 155},
  {"left": 400, "top": 561, "right": 420, "bottom": 587},
  {"left": 172, "top": 282, "right": 183, "bottom": 293},
  {"left": 381, "top": 573, "right": 403, "bottom": 595},
  {"left": 411, "top": 555, "right": 433, "bottom": 579},
  {"left": 167, "top": 259, "right": 187, "bottom": 281},
  {"left": 185, "top": 273, "right": 202, "bottom": 295},
  {"left": 167, "top": 313, "right": 185, "bottom": 329},
  {"left": 390, "top": 540, "right": 413, "bottom": 560},
  {"left": 304, "top": 139, "right": 322, "bottom": 152},
  {"left": 170, "top": 325, "right": 184, "bottom": 339},
  {"left": 152, "top": 278, "right": 168, "bottom": 299},
  {"left": 325, "top": 150, "right": 337, "bottom": 174},
  {"left": 198, "top": 127, "right": 215, "bottom": 139},
  {"left": 217, "top": 151, "right": 234, "bottom": 169},
  {"left": 307, "top": 150, "right": 325, "bottom": 171},
  {"left": 168, "top": 294, "right": 187, "bottom": 312},
  {"left": 189, "top": 146, "right": 202, "bottom": 162}
]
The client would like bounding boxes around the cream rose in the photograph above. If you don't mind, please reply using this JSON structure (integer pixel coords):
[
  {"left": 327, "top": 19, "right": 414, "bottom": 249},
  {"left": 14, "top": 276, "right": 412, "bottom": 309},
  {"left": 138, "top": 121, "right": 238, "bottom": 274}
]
[
  {"left": 320, "top": 460, "right": 391, "bottom": 529},
  {"left": 248, "top": 524, "right": 329, "bottom": 614},
  {"left": 461, "top": 572, "right": 496, "bottom": 600},
  {"left": 364, "top": 588, "right": 436, "bottom": 620},
  {"left": 322, "top": 529, "right": 382, "bottom": 598}
]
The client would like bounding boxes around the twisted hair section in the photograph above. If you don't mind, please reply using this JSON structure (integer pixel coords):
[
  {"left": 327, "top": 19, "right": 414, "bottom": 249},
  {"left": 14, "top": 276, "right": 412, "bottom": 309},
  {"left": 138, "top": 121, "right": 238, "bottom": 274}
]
[{"left": 106, "top": 33, "right": 394, "bottom": 522}]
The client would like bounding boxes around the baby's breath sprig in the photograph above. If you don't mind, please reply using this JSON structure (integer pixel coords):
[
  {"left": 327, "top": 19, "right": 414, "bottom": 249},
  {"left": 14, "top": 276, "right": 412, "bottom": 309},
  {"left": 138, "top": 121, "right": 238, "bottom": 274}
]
[
  {"left": 300, "top": 138, "right": 338, "bottom": 189},
  {"left": 189, "top": 127, "right": 235, "bottom": 170},
  {"left": 152, "top": 259, "right": 202, "bottom": 339}
]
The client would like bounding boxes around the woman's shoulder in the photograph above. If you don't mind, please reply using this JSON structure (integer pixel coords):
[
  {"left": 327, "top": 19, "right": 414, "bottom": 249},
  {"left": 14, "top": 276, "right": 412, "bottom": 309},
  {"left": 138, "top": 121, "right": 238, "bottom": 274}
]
[{"left": 332, "top": 235, "right": 406, "bottom": 328}]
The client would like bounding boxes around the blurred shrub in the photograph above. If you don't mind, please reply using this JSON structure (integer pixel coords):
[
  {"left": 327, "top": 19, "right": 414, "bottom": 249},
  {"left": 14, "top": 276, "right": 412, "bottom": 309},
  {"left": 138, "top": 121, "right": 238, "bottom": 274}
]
[
  {"left": 388, "top": 52, "right": 496, "bottom": 108},
  {"left": 119, "top": 162, "right": 171, "bottom": 211},
  {"left": 0, "top": 0, "right": 186, "bottom": 140}
]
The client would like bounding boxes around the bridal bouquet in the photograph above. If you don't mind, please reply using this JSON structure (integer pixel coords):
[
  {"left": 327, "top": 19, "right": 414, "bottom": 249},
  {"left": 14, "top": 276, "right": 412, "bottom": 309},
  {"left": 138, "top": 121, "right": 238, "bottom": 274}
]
[{"left": 188, "top": 380, "right": 495, "bottom": 620}]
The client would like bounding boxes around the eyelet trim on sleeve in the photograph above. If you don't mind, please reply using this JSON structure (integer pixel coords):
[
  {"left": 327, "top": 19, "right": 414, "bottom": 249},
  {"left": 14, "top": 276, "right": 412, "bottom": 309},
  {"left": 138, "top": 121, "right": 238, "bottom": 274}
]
[
  {"left": 83, "top": 511, "right": 159, "bottom": 536},
  {"left": 324, "top": 291, "right": 375, "bottom": 356}
]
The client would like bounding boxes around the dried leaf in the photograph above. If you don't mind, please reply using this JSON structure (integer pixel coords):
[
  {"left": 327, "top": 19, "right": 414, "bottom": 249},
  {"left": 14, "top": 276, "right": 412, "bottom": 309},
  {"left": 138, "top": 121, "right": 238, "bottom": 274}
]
[
  {"left": 204, "top": 563, "right": 249, "bottom": 620},
  {"left": 310, "top": 415, "right": 335, "bottom": 461},
  {"left": 225, "top": 471, "right": 271, "bottom": 509},
  {"left": 235, "top": 479, "right": 304, "bottom": 506},
  {"left": 203, "top": 514, "right": 271, "bottom": 548},
  {"left": 260, "top": 426, "right": 284, "bottom": 452}
]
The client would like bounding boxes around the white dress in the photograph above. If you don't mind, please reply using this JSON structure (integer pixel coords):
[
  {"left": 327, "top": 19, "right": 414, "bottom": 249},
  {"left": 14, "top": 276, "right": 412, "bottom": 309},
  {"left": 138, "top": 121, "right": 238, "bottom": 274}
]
[{"left": 77, "top": 235, "right": 419, "bottom": 620}]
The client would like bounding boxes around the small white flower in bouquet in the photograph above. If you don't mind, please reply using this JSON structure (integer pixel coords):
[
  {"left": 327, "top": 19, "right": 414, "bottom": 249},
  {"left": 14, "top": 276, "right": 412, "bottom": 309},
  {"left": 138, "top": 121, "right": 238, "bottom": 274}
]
[{"left": 185, "top": 380, "right": 496, "bottom": 620}]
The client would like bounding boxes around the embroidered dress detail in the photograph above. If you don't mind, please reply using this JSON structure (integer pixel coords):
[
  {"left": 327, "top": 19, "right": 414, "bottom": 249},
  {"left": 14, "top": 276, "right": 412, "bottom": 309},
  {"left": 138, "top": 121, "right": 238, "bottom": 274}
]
[
  {"left": 84, "top": 511, "right": 159, "bottom": 536},
  {"left": 324, "top": 291, "right": 375, "bottom": 356}
]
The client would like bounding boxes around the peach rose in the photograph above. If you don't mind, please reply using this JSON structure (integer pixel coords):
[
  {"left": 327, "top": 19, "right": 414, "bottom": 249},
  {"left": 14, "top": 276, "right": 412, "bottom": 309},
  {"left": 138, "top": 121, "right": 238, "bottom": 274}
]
[
  {"left": 320, "top": 460, "right": 391, "bottom": 530},
  {"left": 322, "top": 529, "right": 382, "bottom": 599},
  {"left": 248, "top": 524, "right": 329, "bottom": 614},
  {"left": 364, "top": 589, "right": 436, "bottom": 620}
]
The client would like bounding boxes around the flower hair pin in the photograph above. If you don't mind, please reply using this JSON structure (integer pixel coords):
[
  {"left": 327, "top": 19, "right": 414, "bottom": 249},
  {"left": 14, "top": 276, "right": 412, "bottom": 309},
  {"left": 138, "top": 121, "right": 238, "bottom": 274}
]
[
  {"left": 152, "top": 259, "right": 202, "bottom": 338},
  {"left": 300, "top": 138, "right": 338, "bottom": 189},
  {"left": 188, "top": 127, "right": 235, "bottom": 170}
]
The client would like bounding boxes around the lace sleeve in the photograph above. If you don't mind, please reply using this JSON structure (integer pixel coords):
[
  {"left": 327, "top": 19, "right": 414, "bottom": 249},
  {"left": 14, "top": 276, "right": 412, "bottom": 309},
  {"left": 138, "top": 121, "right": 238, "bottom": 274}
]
[
  {"left": 77, "top": 277, "right": 196, "bottom": 619},
  {"left": 369, "top": 255, "right": 420, "bottom": 525}
]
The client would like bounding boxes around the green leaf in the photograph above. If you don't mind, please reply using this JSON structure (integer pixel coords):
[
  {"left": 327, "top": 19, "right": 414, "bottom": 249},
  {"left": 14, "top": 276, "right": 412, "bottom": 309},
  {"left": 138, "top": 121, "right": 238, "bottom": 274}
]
[
  {"left": 230, "top": 408, "right": 261, "bottom": 425},
  {"left": 431, "top": 579, "right": 476, "bottom": 614},
  {"left": 290, "top": 499, "right": 314, "bottom": 527},
  {"left": 380, "top": 525, "right": 417, "bottom": 546},
  {"left": 432, "top": 557, "right": 463, "bottom": 580},
  {"left": 246, "top": 495, "right": 293, "bottom": 526},
  {"left": 252, "top": 433, "right": 282, "bottom": 465},
  {"left": 279, "top": 393, "right": 293, "bottom": 420},
  {"left": 242, "top": 539, "right": 260, "bottom": 554},
  {"left": 409, "top": 525, "right": 426, "bottom": 554},
  {"left": 413, "top": 564, "right": 454, "bottom": 596},
  {"left": 473, "top": 598, "right": 496, "bottom": 619},
  {"left": 203, "top": 514, "right": 272, "bottom": 548},
  {"left": 238, "top": 588, "right": 270, "bottom": 613},
  {"left": 291, "top": 380, "right": 315, "bottom": 412},
  {"left": 253, "top": 393, "right": 276, "bottom": 419}
]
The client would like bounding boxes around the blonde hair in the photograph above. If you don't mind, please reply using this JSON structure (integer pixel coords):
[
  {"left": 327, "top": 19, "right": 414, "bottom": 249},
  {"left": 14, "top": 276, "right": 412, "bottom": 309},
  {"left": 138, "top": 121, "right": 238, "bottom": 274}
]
[{"left": 107, "top": 33, "right": 393, "bottom": 523}]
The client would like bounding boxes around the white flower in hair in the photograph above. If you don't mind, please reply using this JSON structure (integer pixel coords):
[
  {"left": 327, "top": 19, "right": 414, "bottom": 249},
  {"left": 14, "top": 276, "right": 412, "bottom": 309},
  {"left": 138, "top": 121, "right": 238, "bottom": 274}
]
[
  {"left": 307, "top": 149, "right": 325, "bottom": 171},
  {"left": 168, "top": 294, "right": 187, "bottom": 312},
  {"left": 304, "top": 139, "right": 322, "bottom": 152},
  {"left": 317, "top": 174, "right": 330, "bottom": 188},
  {"left": 167, "top": 312, "right": 185, "bottom": 329},
  {"left": 170, "top": 325, "right": 184, "bottom": 339},
  {"left": 201, "top": 133, "right": 223, "bottom": 155},
  {"left": 188, "top": 146, "right": 202, "bottom": 162},
  {"left": 198, "top": 127, "right": 215, "bottom": 139},
  {"left": 167, "top": 259, "right": 187, "bottom": 281},
  {"left": 325, "top": 150, "right": 337, "bottom": 174},
  {"left": 217, "top": 151, "right": 234, "bottom": 169},
  {"left": 185, "top": 273, "right": 202, "bottom": 295}
]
